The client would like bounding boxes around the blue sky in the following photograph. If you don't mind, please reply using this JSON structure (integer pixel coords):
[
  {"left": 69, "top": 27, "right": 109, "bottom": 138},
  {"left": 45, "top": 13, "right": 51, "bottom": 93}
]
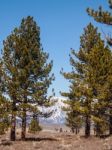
[{"left": 0, "top": 0, "right": 110, "bottom": 96}]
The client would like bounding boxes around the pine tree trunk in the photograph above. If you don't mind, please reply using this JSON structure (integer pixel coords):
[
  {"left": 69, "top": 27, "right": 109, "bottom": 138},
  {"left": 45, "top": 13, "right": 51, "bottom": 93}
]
[
  {"left": 71, "top": 127, "right": 74, "bottom": 133},
  {"left": 21, "top": 111, "right": 26, "bottom": 140},
  {"left": 21, "top": 112, "right": 26, "bottom": 140},
  {"left": 10, "top": 114, "right": 16, "bottom": 141},
  {"left": 10, "top": 102, "right": 16, "bottom": 141},
  {"left": 95, "top": 123, "right": 101, "bottom": 137},
  {"left": 75, "top": 127, "right": 78, "bottom": 134},
  {"left": 109, "top": 115, "right": 112, "bottom": 135},
  {"left": 85, "top": 115, "right": 91, "bottom": 137},
  {"left": 21, "top": 95, "right": 27, "bottom": 140}
]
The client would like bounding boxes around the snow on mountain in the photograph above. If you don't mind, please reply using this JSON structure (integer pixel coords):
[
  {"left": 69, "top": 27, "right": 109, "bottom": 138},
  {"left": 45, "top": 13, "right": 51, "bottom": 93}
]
[
  {"left": 39, "top": 97, "right": 67, "bottom": 125},
  {"left": 16, "top": 97, "right": 68, "bottom": 125}
]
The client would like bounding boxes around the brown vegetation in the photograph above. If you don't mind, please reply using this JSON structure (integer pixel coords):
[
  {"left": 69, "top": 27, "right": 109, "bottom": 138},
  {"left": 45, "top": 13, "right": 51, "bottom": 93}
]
[{"left": 0, "top": 128, "right": 112, "bottom": 150}]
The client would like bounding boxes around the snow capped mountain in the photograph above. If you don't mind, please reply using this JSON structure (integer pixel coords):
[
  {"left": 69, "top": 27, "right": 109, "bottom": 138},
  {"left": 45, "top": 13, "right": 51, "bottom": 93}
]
[
  {"left": 16, "top": 97, "right": 68, "bottom": 125},
  {"left": 40, "top": 97, "right": 67, "bottom": 125}
]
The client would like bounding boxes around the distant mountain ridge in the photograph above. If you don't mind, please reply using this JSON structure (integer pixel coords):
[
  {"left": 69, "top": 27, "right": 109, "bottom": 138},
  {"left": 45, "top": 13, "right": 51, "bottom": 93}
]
[
  {"left": 39, "top": 97, "right": 67, "bottom": 125},
  {"left": 16, "top": 97, "right": 67, "bottom": 125}
]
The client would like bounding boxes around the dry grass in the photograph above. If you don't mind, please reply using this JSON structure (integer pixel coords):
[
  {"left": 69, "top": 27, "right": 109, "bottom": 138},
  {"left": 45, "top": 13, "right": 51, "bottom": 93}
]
[{"left": 0, "top": 129, "right": 112, "bottom": 150}]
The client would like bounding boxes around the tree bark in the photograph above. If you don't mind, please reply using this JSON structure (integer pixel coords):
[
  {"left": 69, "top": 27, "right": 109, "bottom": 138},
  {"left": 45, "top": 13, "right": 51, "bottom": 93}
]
[
  {"left": 10, "top": 101, "right": 16, "bottom": 141},
  {"left": 21, "top": 95, "right": 27, "bottom": 140},
  {"left": 75, "top": 127, "right": 78, "bottom": 134},
  {"left": 85, "top": 115, "right": 91, "bottom": 137},
  {"left": 71, "top": 127, "right": 74, "bottom": 133},
  {"left": 95, "top": 123, "right": 101, "bottom": 137},
  {"left": 21, "top": 111, "right": 26, "bottom": 140},
  {"left": 10, "top": 114, "right": 16, "bottom": 141}
]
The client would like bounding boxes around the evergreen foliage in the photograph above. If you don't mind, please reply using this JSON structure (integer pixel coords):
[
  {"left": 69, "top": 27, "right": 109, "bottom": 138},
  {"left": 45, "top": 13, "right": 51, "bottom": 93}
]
[
  {"left": 0, "top": 61, "right": 10, "bottom": 135},
  {"left": 2, "top": 16, "right": 54, "bottom": 140},
  {"left": 0, "top": 96, "right": 10, "bottom": 135},
  {"left": 87, "top": 0, "right": 112, "bottom": 135},
  {"left": 29, "top": 117, "right": 42, "bottom": 134},
  {"left": 61, "top": 23, "right": 111, "bottom": 137}
]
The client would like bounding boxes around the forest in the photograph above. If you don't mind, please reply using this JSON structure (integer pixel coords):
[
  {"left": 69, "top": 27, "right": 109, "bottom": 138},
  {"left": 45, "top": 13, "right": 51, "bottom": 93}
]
[{"left": 0, "top": 0, "right": 112, "bottom": 150}]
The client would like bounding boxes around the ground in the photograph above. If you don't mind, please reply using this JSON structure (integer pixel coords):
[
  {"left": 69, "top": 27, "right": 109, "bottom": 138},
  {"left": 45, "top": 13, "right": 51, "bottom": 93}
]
[{"left": 0, "top": 127, "right": 112, "bottom": 150}]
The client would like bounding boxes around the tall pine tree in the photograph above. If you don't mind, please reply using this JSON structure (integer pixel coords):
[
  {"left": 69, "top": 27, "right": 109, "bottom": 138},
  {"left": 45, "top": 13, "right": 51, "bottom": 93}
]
[
  {"left": 61, "top": 23, "right": 111, "bottom": 137},
  {"left": 3, "top": 16, "right": 54, "bottom": 140},
  {"left": 87, "top": 0, "right": 112, "bottom": 135},
  {"left": 88, "top": 40, "right": 112, "bottom": 136},
  {"left": 61, "top": 23, "right": 99, "bottom": 137}
]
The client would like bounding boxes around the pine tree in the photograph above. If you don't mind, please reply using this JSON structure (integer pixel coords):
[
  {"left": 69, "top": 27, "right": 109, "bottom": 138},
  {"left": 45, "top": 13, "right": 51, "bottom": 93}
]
[
  {"left": 29, "top": 116, "right": 42, "bottom": 134},
  {"left": 61, "top": 23, "right": 109, "bottom": 137},
  {"left": 3, "top": 26, "right": 22, "bottom": 140},
  {"left": 61, "top": 64, "right": 83, "bottom": 134},
  {"left": 0, "top": 61, "right": 10, "bottom": 135},
  {"left": 0, "top": 96, "right": 10, "bottom": 134},
  {"left": 87, "top": 0, "right": 112, "bottom": 135},
  {"left": 3, "top": 16, "right": 54, "bottom": 140},
  {"left": 87, "top": 0, "right": 112, "bottom": 27},
  {"left": 66, "top": 111, "right": 82, "bottom": 134},
  {"left": 62, "top": 23, "right": 111, "bottom": 137},
  {"left": 88, "top": 41, "right": 112, "bottom": 136}
]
